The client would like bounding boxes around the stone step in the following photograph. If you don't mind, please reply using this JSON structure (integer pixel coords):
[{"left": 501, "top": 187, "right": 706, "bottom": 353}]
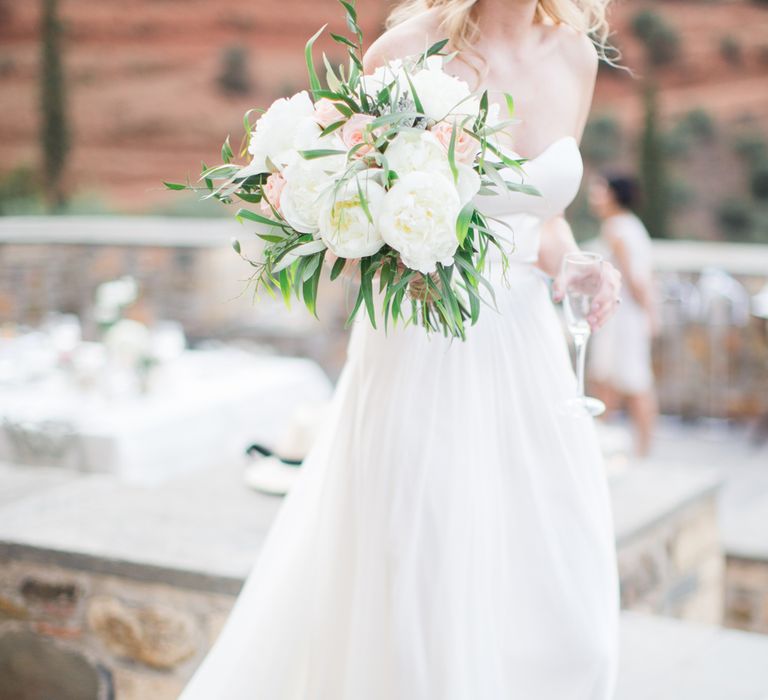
[{"left": 617, "top": 612, "right": 768, "bottom": 700}]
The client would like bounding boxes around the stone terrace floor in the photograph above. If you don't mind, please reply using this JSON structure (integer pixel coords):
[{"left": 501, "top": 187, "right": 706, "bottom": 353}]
[{"left": 0, "top": 417, "right": 767, "bottom": 697}]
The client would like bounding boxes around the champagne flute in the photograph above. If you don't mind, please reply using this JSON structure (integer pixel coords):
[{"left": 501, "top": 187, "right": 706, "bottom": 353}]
[{"left": 561, "top": 252, "right": 606, "bottom": 417}]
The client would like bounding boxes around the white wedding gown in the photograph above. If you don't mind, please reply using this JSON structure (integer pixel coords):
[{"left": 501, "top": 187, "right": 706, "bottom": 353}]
[{"left": 180, "top": 136, "right": 620, "bottom": 700}]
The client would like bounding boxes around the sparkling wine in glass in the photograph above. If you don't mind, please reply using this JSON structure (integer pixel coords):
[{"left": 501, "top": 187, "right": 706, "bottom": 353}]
[{"left": 561, "top": 252, "right": 606, "bottom": 417}]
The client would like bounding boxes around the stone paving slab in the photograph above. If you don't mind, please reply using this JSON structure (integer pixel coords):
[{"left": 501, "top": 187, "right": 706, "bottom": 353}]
[
  {"left": 0, "top": 461, "right": 721, "bottom": 596},
  {"left": 0, "top": 461, "right": 281, "bottom": 593},
  {"left": 617, "top": 612, "right": 768, "bottom": 699},
  {"left": 610, "top": 465, "right": 722, "bottom": 546}
]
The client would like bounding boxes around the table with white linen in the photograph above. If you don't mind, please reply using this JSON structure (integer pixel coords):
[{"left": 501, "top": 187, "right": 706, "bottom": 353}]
[{"left": 0, "top": 348, "right": 332, "bottom": 484}]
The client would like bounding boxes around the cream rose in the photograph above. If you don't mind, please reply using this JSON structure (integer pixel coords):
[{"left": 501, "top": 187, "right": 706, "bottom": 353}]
[
  {"left": 259, "top": 172, "right": 287, "bottom": 216},
  {"left": 238, "top": 91, "right": 314, "bottom": 177},
  {"left": 431, "top": 119, "right": 479, "bottom": 165},
  {"left": 379, "top": 171, "right": 462, "bottom": 274},
  {"left": 313, "top": 98, "right": 345, "bottom": 128},
  {"left": 341, "top": 114, "right": 376, "bottom": 159},
  {"left": 318, "top": 173, "right": 386, "bottom": 258}
]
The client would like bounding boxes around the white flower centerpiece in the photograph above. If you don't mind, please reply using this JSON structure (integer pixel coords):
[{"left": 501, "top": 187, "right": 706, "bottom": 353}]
[{"left": 166, "top": 0, "right": 538, "bottom": 339}]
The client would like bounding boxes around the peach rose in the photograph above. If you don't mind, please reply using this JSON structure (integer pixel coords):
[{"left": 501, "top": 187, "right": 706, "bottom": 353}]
[
  {"left": 341, "top": 114, "right": 376, "bottom": 158},
  {"left": 431, "top": 119, "right": 479, "bottom": 165},
  {"left": 260, "top": 172, "right": 287, "bottom": 216},
  {"left": 313, "top": 98, "right": 345, "bottom": 129}
]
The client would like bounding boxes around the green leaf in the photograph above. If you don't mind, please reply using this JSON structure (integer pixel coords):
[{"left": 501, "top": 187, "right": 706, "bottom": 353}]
[
  {"left": 356, "top": 177, "right": 374, "bottom": 224},
  {"left": 330, "top": 256, "right": 346, "bottom": 280},
  {"left": 505, "top": 182, "right": 541, "bottom": 196},
  {"left": 294, "top": 240, "right": 327, "bottom": 256},
  {"left": 235, "top": 207, "right": 287, "bottom": 228},
  {"left": 235, "top": 191, "right": 262, "bottom": 204},
  {"left": 221, "top": 136, "right": 233, "bottom": 164},
  {"left": 301, "top": 253, "right": 322, "bottom": 282},
  {"left": 303, "top": 254, "right": 324, "bottom": 318},
  {"left": 320, "top": 119, "right": 346, "bottom": 137},
  {"left": 425, "top": 38, "right": 449, "bottom": 58},
  {"left": 403, "top": 67, "right": 424, "bottom": 114},
  {"left": 298, "top": 148, "right": 346, "bottom": 160},
  {"left": 163, "top": 181, "right": 187, "bottom": 191},
  {"left": 330, "top": 32, "right": 356, "bottom": 49},
  {"left": 360, "top": 267, "right": 377, "bottom": 328},
  {"left": 231, "top": 238, "right": 241, "bottom": 254},
  {"left": 323, "top": 53, "right": 342, "bottom": 92},
  {"left": 279, "top": 268, "right": 292, "bottom": 305},
  {"left": 456, "top": 201, "right": 475, "bottom": 245},
  {"left": 339, "top": 0, "right": 357, "bottom": 22},
  {"left": 344, "top": 285, "right": 365, "bottom": 328},
  {"left": 447, "top": 122, "right": 459, "bottom": 184},
  {"left": 305, "top": 24, "right": 327, "bottom": 96},
  {"left": 348, "top": 48, "right": 363, "bottom": 72},
  {"left": 257, "top": 233, "right": 288, "bottom": 243},
  {"left": 504, "top": 92, "right": 515, "bottom": 118}
]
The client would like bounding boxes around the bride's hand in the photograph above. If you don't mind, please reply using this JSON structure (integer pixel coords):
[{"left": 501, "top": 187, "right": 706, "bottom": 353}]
[{"left": 553, "top": 261, "right": 622, "bottom": 331}]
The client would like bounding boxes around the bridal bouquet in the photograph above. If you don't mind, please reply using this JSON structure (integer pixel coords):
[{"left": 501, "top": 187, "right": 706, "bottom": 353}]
[{"left": 165, "top": 1, "right": 537, "bottom": 339}]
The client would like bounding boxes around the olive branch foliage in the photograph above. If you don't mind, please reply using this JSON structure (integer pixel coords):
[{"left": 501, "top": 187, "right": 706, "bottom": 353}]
[{"left": 165, "top": 0, "right": 539, "bottom": 340}]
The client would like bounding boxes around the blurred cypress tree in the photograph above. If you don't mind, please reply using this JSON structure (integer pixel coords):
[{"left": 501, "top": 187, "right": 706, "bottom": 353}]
[
  {"left": 40, "top": 0, "right": 69, "bottom": 210},
  {"left": 639, "top": 83, "right": 670, "bottom": 238}
]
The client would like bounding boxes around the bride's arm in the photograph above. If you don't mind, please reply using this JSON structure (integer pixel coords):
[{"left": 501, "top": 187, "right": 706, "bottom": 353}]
[{"left": 537, "top": 35, "right": 621, "bottom": 331}]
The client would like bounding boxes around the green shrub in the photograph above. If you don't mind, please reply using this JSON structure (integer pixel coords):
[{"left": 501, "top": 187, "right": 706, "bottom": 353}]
[
  {"left": 0, "top": 165, "right": 41, "bottom": 215},
  {"left": 682, "top": 109, "right": 716, "bottom": 142},
  {"left": 631, "top": 10, "right": 680, "bottom": 67},
  {"left": 733, "top": 132, "right": 768, "bottom": 169},
  {"left": 751, "top": 161, "right": 768, "bottom": 201},
  {"left": 720, "top": 35, "right": 742, "bottom": 65},
  {"left": 716, "top": 199, "right": 755, "bottom": 241},
  {"left": 40, "top": 0, "right": 70, "bottom": 210},
  {"left": 581, "top": 114, "right": 622, "bottom": 164},
  {"left": 217, "top": 45, "right": 251, "bottom": 95},
  {"left": 639, "top": 84, "right": 671, "bottom": 238},
  {"left": 668, "top": 178, "right": 697, "bottom": 213}
]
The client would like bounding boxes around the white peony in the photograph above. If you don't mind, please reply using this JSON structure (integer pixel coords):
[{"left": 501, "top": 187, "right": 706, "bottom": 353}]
[
  {"left": 318, "top": 173, "right": 386, "bottom": 258},
  {"left": 385, "top": 129, "right": 448, "bottom": 178},
  {"left": 238, "top": 91, "right": 315, "bottom": 177},
  {"left": 385, "top": 130, "right": 480, "bottom": 206},
  {"left": 379, "top": 171, "right": 462, "bottom": 274},
  {"left": 292, "top": 116, "right": 346, "bottom": 167},
  {"left": 410, "top": 56, "right": 481, "bottom": 122},
  {"left": 361, "top": 59, "right": 407, "bottom": 100},
  {"left": 280, "top": 156, "right": 340, "bottom": 234}
]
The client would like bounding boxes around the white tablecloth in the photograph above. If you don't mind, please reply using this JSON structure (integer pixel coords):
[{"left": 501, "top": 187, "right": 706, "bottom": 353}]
[{"left": 0, "top": 349, "right": 332, "bottom": 484}]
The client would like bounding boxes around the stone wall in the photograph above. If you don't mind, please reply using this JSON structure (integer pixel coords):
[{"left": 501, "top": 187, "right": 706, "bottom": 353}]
[
  {"left": 0, "top": 558, "right": 234, "bottom": 700},
  {"left": 724, "top": 556, "right": 768, "bottom": 634},
  {"left": 617, "top": 497, "right": 724, "bottom": 625},
  {"left": 0, "top": 464, "right": 727, "bottom": 699}
]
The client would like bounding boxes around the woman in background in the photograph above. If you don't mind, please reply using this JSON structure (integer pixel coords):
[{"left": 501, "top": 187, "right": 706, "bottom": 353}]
[{"left": 589, "top": 174, "right": 658, "bottom": 457}]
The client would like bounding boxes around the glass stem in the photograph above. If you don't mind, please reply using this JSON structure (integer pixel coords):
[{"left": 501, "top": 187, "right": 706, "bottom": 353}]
[{"left": 573, "top": 332, "right": 590, "bottom": 398}]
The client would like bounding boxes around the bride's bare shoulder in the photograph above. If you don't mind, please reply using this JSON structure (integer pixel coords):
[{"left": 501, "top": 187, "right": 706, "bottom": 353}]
[
  {"left": 548, "top": 23, "right": 598, "bottom": 79},
  {"left": 363, "top": 9, "right": 442, "bottom": 72}
]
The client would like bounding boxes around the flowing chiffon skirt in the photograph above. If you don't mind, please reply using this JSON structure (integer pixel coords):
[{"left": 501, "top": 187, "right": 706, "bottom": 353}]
[{"left": 179, "top": 261, "right": 620, "bottom": 700}]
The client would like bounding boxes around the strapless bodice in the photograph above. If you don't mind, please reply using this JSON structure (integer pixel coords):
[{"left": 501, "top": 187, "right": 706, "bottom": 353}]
[{"left": 472, "top": 136, "right": 584, "bottom": 264}]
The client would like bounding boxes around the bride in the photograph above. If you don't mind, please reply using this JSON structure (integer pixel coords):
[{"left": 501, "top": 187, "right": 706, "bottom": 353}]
[{"left": 180, "top": 0, "right": 623, "bottom": 698}]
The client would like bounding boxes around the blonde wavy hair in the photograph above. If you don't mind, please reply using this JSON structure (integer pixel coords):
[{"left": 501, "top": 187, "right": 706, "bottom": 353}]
[{"left": 387, "top": 0, "right": 613, "bottom": 60}]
